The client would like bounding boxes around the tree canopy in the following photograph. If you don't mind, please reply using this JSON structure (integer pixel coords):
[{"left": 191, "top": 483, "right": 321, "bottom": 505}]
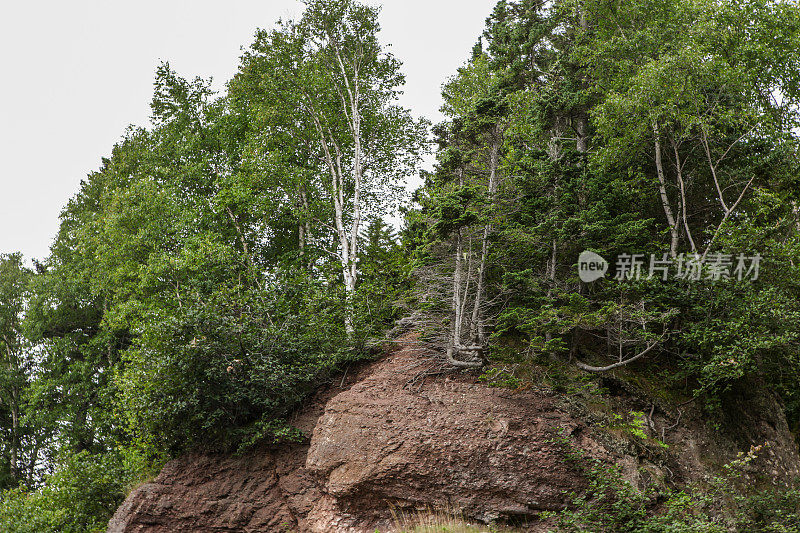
[{"left": 1, "top": 0, "right": 800, "bottom": 531}]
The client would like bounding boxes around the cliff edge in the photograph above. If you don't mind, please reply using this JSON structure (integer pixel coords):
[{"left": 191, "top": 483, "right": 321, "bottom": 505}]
[{"left": 108, "top": 334, "right": 800, "bottom": 532}]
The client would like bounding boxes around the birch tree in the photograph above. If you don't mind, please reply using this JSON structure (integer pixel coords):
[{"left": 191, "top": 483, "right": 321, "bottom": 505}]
[
  {"left": 233, "top": 0, "right": 424, "bottom": 333},
  {"left": 588, "top": 0, "right": 800, "bottom": 260}
]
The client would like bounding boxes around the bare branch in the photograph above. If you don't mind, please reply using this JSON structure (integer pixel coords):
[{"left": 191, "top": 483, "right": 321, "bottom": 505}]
[
  {"left": 701, "top": 174, "right": 756, "bottom": 261},
  {"left": 575, "top": 341, "right": 659, "bottom": 373}
]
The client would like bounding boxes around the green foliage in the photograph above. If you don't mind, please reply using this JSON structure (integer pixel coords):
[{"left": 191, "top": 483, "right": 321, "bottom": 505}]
[
  {"left": 2, "top": 0, "right": 800, "bottom": 529},
  {"left": 605, "top": 411, "right": 668, "bottom": 449},
  {"left": 550, "top": 434, "right": 800, "bottom": 532},
  {"left": 414, "top": 0, "right": 800, "bottom": 423},
  {"left": 478, "top": 367, "right": 522, "bottom": 389},
  {"left": 410, "top": 2, "right": 800, "bottom": 527},
  {"left": 118, "top": 271, "right": 353, "bottom": 453},
  {"left": 0, "top": 450, "right": 135, "bottom": 533},
  {"left": 0, "top": 254, "right": 34, "bottom": 490},
  {"left": 0, "top": 0, "right": 419, "bottom": 528}
]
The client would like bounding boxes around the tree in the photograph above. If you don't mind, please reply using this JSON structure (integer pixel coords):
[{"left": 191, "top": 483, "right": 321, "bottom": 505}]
[
  {"left": 0, "top": 254, "right": 39, "bottom": 488},
  {"left": 439, "top": 54, "right": 506, "bottom": 367},
  {"left": 231, "top": 0, "right": 425, "bottom": 332},
  {"left": 415, "top": 0, "right": 800, "bottom": 404}
]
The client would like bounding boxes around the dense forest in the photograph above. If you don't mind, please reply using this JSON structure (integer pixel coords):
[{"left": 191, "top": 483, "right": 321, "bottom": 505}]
[{"left": 2, "top": 0, "right": 800, "bottom": 531}]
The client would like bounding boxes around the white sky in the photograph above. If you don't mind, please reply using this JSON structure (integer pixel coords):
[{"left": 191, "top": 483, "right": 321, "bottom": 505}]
[{"left": 0, "top": 0, "right": 494, "bottom": 261}]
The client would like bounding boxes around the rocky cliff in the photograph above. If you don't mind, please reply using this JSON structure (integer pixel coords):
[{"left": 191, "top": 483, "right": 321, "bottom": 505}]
[{"left": 108, "top": 334, "right": 800, "bottom": 532}]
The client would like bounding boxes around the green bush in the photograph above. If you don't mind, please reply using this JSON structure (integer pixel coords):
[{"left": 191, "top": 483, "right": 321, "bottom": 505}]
[
  {"left": 0, "top": 451, "right": 131, "bottom": 533},
  {"left": 551, "top": 433, "right": 800, "bottom": 533},
  {"left": 118, "top": 270, "right": 357, "bottom": 454}
]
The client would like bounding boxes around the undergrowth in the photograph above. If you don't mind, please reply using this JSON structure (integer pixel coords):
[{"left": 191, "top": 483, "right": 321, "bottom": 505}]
[{"left": 547, "top": 429, "right": 800, "bottom": 532}]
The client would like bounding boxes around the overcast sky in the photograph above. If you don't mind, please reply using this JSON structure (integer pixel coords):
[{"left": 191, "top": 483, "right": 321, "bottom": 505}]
[{"left": 0, "top": 0, "right": 494, "bottom": 261}]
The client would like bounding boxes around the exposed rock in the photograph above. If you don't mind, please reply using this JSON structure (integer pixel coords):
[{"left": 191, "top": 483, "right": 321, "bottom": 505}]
[
  {"left": 107, "top": 449, "right": 314, "bottom": 532},
  {"left": 304, "top": 347, "right": 598, "bottom": 527},
  {"left": 108, "top": 334, "right": 800, "bottom": 532}
]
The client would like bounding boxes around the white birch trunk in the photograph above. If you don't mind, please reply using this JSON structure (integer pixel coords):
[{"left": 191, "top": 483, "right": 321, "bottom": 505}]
[
  {"left": 653, "top": 126, "right": 680, "bottom": 258},
  {"left": 469, "top": 135, "right": 500, "bottom": 344}
]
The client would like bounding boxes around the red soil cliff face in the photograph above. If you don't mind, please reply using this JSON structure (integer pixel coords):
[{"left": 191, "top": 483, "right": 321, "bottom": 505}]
[{"left": 108, "top": 334, "right": 800, "bottom": 532}]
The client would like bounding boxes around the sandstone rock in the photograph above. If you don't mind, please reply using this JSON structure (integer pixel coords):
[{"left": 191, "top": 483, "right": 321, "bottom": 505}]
[
  {"left": 304, "top": 348, "right": 596, "bottom": 523},
  {"left": 108, "top": 334, "right": 800, "bottom": 532}
]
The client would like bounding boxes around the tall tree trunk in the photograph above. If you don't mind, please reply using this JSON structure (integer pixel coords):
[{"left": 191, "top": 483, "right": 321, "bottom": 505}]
[
  {"left": 10, "top": 386, "right": 18, "bottom": 480},
  {"left": 3, "top": 340, "right": 19, "bottom": 481},
  {"left": 298, "top": 186, "right": 310, "bottom": 260},
  {"left": 793, "top": 201, "right": 800, "bottom": 234},
  {"left": 654, "top": 126, "right": 680, "bottom": 258},
  {"left": 470, "top": 134, "right": 500, "bottom": 344},
  {"left": 446, "top": 227, "right": 482, "bottom": 369},
  {"left": 670, "top": 140, "right": 697, "bottom": 254},
  {"left": 545, "top": 238, "right": 559, "bottom": 361},
  {"left": 545, "top": 121, "right": 563, "bottom": 360},
  {"left": 446, "top": 169, "right": 482, "bottom": 368},
  {"left": 343, "top": 76, "right": 362, "bottom": 335},
  {"left": 452, "top": 228, "right": 464, "bottom": 349},
  {"left": 575, "top": 1, "right": 590, "bottom": 157},
  {"left": 307, "top": 43, "right": 363, "bottom": 335}
]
